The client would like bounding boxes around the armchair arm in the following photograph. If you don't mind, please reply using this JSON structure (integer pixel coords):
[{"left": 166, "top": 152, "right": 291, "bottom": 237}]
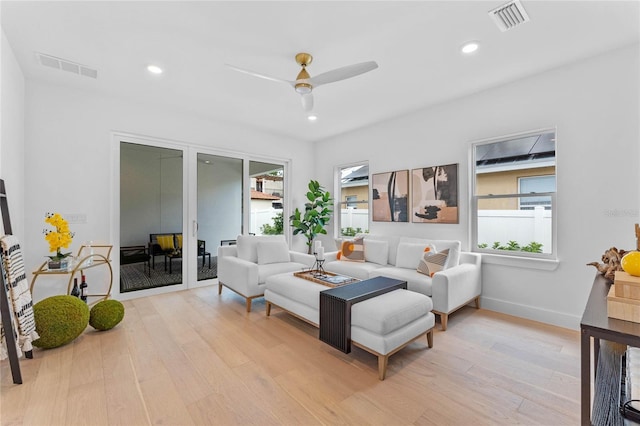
[
  {"left": 218, "top": 245, "right": 238, "bottom": 258},
  {"left": 431, "top": 257, "right": 482, "bottom": 314},
  {"left": 290, "top": 251, "right": 316, "bottom": 268},
  {"left": 217, "top": 255, "right": 259, "bottom": 294}
]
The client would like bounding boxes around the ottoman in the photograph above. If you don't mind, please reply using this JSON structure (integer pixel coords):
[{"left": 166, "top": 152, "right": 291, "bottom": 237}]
[{"left": 351, "top": 289, "right": 434, "bottom": 380}]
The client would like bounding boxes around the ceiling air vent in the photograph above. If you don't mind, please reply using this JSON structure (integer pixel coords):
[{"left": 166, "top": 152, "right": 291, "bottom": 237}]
[
  {"left": 489, "top": 0, "right": 530, "bottom": 32},
  {"left": 36, "top": 52, "right": 98, "bottom": 79}
]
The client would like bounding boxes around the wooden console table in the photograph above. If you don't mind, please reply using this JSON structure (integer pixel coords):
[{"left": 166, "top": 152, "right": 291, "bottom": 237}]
[
  {"left": 580, "top": 273, "right": 640, "bottom": 425},
  {"left": 319, "top": 276, "right": 407, "bottom": 353}
]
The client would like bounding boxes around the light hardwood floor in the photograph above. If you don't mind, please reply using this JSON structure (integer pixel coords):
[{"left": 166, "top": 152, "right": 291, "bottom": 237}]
[{"left": 1, "top": 286, "right": 580, "bottom": 425}]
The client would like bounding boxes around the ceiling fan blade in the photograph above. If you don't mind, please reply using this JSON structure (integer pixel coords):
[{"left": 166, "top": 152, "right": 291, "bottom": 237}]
[
  {"left": 310, "top": 61, "right": 378, "bottom": 87},
  {"left": 301, "top": 93, "right": 314, "bottom": 111},
  {"left": 225, "top": 64, "right": 293, "bottom": 86}
]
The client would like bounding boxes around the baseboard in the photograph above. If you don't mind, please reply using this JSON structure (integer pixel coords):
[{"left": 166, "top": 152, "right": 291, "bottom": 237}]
[{"left": 480, "top": 296, "right": 581, "bottom": 330}]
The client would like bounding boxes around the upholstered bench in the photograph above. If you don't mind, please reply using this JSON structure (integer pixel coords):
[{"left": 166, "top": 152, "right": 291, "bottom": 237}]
[
  {"left": 351, "top": 289, "right": 434, "bottom": 379},
  {"left": 265, "top": 273, "right": 434, "bottom": 379}
]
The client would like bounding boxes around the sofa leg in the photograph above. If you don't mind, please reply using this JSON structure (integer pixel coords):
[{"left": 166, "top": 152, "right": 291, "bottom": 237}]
[
  {"left": 266, "top": 302, "right": 271, "bottom": 317},
  {"left": 426, "top": 329, "right": 434, "bottom": 348},
  {"left": 246, "top": 298, "right": 252, "bottom": 312},
  {"left": 440, "top": 313, "right": 448, "bottom": 331},
  {"left": 218, "top": 283, "right": 223, "bottom": 295},
  {"left": 475, "top": 296, "right": 481, "bottom": 309},
  {"left": 378, "top": 355, "right": 389, "bottom": 380}
]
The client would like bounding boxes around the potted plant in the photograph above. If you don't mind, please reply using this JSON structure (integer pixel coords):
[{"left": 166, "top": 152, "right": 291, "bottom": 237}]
[{"left": 289, "top": 180, "right": 333, "bottom": 254}]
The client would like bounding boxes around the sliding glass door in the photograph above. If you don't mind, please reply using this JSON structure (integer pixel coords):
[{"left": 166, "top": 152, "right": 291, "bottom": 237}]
[
  {"left": 120, "top": 142, "right": 184, "bottom": 293},
  {"left": 195, "top": 153, "right": 243, "bottom": 282}
]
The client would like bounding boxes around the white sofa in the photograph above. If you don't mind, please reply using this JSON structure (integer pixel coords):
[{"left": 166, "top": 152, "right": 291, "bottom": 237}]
[
  {"left": 324, "top": 234, "right": 481, "bottom": 330},
  {"left": 217, "top": 235, "right": 315, "bottom": 312}
]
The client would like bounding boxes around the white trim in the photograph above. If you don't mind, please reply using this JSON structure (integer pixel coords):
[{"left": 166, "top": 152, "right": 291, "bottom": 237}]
[
  {"left": 480, "top": 296, "right": 579, "bottom": 330},
  {"left": 481, "top": 252, "right": 559, "bottom": 270}
]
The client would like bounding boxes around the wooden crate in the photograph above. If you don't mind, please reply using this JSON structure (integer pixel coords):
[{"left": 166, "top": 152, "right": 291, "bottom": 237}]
[
  {"left": 608, "top": 285, "right": 640, "bottom": 323},
  {"left": 614, "top": 270, "right": 640, "bottom": 299}
]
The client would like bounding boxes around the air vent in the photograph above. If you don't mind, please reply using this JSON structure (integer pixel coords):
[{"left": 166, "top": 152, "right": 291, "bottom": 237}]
[
  {"left": 489, "top": 0, "right": 530, "bottom": 32},
  {"left": 36, "top": 52, "right": 98, "bottom": 79}
]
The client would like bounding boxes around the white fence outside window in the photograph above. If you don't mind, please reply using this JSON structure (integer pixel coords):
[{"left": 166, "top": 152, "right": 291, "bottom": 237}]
[{"left": 478, "top": 206, "right": 552, "bottom": 253}]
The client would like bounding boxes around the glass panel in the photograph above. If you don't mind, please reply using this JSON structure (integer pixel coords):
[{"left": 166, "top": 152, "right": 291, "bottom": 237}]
[
  {"left": 120, "top": 142, "right": 183, "bottom": 291},
  {"left": 340, "top": 164, "right": 369, "bottom": 236},
  {"left": 475, "top": 131, "right": 556, "bottom": 196},
  {"left": 249, "top": 161, "right": 284, "bottom": 235},
  {"left": 197, "top": 154, "right": 243, "bottom": 281},
  {"left": 519, "top": 175, "right": 556, "bottom": 209},
  {"left": 477, "top": 195, "right": 552, "bottom": 254}
]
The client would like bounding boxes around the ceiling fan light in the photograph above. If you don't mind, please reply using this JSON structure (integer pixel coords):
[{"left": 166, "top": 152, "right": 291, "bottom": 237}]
[{"left": 295, "top": 83, "right": 312, "bottom": 94}]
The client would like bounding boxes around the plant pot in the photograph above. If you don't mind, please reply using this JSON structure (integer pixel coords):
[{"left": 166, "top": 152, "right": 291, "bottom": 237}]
[{"left": 48, "top": 258, "right": 70, "bottom": 271}]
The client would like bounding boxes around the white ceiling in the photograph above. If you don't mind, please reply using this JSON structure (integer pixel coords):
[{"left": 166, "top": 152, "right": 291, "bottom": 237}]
[{"left": 2, "top": 1, "right": 639, "bottom": 143}]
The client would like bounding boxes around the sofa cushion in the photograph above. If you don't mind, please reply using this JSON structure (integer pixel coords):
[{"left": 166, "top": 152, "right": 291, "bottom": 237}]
[
  {"left": 237, "top": 234, "right": 287, "bottom": 263},
  {"left": 399, "top": 237, "right": 461, "bottom": 268},
  {"left": 351, "top": 290, "right": 432, "bottom": 335},
  {"left": 417, "top": 248, "right": 450, "bottom": 277},
  {"left": 364, "top": 239, "right": 389, "bottom": 266},
  {"left": 369, "top": 267, "right": 433, "bottom": 297},
  {"left": 157, "top": 234, "right": 175, "bottom": 251},
  {"left": 338, "top": 237, "right": 365, "bottom": 262},
  {"left": 257, "top": 240, "right": 291, "bottom": 265},
  {"left": 396, "top": 243, "right": 436, "bottom": 269}
]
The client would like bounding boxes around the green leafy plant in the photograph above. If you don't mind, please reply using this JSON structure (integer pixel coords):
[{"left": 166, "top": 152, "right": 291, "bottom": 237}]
[
  {"left": 480, "top": 241, "right": 543, "bottom": 253},
  {"left": 341, "top": 227, "right": 368, "bottom": 237},
  {"left": 261, "top": 212, "right": 284, "bottom": 235},
  {"left": 289, "top": 180, "right": 333, "bottom": 253}
]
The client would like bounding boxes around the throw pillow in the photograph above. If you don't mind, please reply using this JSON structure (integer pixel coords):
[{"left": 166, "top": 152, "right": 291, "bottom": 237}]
[
  {"left": 417, "top": 249, "right": 450, "bottom": 277},
  {"left": 257, "top": 240, "right": 290, "bottom": 265},
  {"left": 176, "top": 234, "right": 183, "bottom": 250},
  {"left": 364, "top": 239, "right": 389, "bottom": 265},
  {"left": 396, "top": 243, "right": 436, "bottom": 269},
  {"left": 338, "top": 237, "right": 365, "bottom": 262},
  {"left": 157, "top": 235, "right": 175, "bottom": 251}
]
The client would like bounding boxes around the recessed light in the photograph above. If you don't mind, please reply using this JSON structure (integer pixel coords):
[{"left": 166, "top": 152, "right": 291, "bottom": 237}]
[
  {"left": 307, "top": 115, "right": 317, "bottom": 121},
  {"left": 461, "top": 42, "right": 479, "bottom": 54},
  {"left": 147, "top": 65, "right": 163, "bottom": 74}
]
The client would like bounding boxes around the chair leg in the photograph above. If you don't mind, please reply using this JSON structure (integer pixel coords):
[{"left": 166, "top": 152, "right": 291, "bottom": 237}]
[
  {"left": 246, "top": 298, "right": 252, "bottom": 312},
  {"left": 426, "top": 329, "right": 434, "bottom": 348},
  {"left": 440, "top": 313, "right": 448, "bottom": 331},
  {"left": 266, "top": 302, "right": 271, "bottom": 317},
  {"left": 475, "top": 296, "right": 481, "bottom": 309},
  {"left": 218, "top": 283, "right": 223, "bottom": 295},
  {"left": 378, "top": 355, "right": 389, "bottom": 380}
]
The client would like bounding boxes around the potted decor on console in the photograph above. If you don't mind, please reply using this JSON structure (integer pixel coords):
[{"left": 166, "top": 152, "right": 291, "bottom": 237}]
[
  {"left": 289, "top": 180, "right": 333, "bottom": 254},
  {"left": 43, "top": 212, "right": 75, "bottom": 270}
]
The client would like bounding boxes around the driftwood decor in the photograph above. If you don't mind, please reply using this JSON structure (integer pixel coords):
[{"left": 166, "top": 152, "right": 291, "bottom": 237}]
[{"left": 588, "top": 247, "right": 629, "bottom": 281}]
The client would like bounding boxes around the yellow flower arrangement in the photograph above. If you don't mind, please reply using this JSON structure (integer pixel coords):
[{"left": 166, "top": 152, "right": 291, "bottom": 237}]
[{"left": 43, "top": 212, "right": 75, "bottom": 260}]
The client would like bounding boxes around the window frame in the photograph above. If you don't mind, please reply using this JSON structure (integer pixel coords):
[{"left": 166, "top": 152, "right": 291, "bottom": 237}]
[
  {"left": 470, "top": 127, "right": 558, "bottom": 261},
  {"left": 334, "top": 161, "right": 370, "bottom": 237}
]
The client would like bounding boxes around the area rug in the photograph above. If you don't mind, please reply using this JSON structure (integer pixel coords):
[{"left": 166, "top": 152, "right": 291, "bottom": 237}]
[{"left": 120, "top": 257, "right": 217, "bottom": 292}]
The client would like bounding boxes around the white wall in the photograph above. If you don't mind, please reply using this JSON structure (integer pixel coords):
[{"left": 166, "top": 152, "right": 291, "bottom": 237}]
[
  {"left": 0, "top": 29, "right": 25, "bottom": 238},
  {"left": 314, "top": 44, "right": 640, "bottom": 329},
  {"left": 21, "top": 80, "right": 314, "bottom": 300}
]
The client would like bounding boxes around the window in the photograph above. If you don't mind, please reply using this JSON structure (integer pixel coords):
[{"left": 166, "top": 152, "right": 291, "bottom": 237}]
[
  {"left": 472, "top": 129, "right": 556, "bottom": 258},
  {"left": 336, "top": 162, "right": 369, "bottom": 236}
]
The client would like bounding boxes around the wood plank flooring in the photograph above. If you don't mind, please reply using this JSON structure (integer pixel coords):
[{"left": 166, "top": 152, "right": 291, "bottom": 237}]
[{"left": 1, "top": 286, "right": 580, "bottom": 425}]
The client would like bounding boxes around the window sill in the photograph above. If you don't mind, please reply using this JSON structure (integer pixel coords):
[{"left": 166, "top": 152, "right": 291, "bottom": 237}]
[{"left": 480, "top": 253, "right": 560, "bottom": 271}]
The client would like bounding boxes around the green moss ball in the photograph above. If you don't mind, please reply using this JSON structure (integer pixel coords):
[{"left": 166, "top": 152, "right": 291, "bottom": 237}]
[
  {"left": 89, "top": 300, "right": 125, "bottom": 331},
  {"left": 33, "top": 295, "right": 89, "bottom": 349}
]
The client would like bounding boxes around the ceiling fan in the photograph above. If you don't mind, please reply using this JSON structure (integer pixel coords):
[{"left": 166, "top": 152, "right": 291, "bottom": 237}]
[{"left": 226, "top": 53, "right": 378, "bottom": 112}]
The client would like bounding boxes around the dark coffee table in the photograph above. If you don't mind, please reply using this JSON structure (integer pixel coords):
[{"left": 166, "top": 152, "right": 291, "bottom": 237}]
[{"left": 319, "top": 276, "right": 407, "bottom": 353}]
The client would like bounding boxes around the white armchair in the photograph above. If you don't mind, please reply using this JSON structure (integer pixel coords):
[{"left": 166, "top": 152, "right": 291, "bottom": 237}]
[{"left": 217, "top": 235, "right": 314, "bottom": 312}]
